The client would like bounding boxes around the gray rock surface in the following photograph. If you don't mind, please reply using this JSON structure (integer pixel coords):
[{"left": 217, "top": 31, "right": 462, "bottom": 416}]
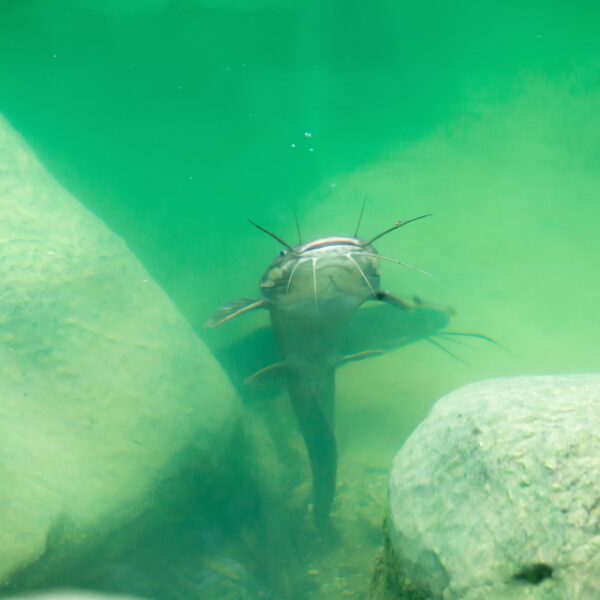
[
  {"left": 384, "top": 375, "right": 600, "bottom": 599},
  {"left": 0, "top": 115, "right": 240, "bottom": 585}
]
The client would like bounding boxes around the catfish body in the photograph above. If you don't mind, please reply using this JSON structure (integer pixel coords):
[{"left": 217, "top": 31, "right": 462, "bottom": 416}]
[
  {"left": 207, "top": 226, "right": 426, "bottom": 532},
  {"left": 258, "top": 237, "right": 380, "bottom": 530}
]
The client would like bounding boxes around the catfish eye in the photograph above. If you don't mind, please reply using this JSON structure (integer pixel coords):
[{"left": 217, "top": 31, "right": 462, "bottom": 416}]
[{"left": 279, "top": 250, "right": 286, "bottom": 257}]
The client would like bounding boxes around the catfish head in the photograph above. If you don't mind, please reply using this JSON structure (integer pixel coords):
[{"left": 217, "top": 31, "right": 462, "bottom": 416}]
[
  {"left": 258, "top": 235, "right": 381, "bottom": 325},
  {"left": 206, "top": 214, "right": 432, "bottom": 329}
]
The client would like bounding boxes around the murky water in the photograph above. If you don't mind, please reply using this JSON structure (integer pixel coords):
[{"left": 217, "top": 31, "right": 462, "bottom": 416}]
[{"left": 1, "top": 2, "right": 599, "bottom": 599}]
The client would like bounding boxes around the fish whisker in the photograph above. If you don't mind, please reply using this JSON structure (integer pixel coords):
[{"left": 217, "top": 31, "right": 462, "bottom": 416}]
[
  {"left": 346, "top": 253, "right": 377, "bottom": 298},
  {"left": 312, "top": 257, "right": 319, "bottom": 311},
  {"left": 286, "top": 258, "right": 304, "bottom": 293},
  {"left": 358, "top": 252, "right": 435, "bottom": 279},
  {"left": 353, "top": 197, "right": 367, "bottom": 237},
  {"left": 425, "top": 336, "right": 471, "bottom": 366},
  {"left": 361, "top": 213, "right": 432, "bottom": 246},
  {"left": 293, "top": 204, "right": 302, "bottom": 244},
  {"left": 437, "top": 331, "right": 511, "bottom": 354},
  {"left": 248, "top": 218, "right": 298, "bottom": 254},
  {"left": 430, "top": 332, "right": 473, "bottom": 349}
]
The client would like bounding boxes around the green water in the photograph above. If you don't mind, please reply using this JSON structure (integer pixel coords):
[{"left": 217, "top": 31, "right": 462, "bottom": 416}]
[{"left": 1, "top": 1, "right": 599, "bottom": 598}]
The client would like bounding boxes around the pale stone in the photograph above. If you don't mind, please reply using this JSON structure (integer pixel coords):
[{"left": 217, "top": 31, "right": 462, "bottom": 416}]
[
  {"left": 0, "top": 115, "right": 239, "bottom": 585},
  {"left": 383, "top": 375, "right": 600, "bottom": 599}
]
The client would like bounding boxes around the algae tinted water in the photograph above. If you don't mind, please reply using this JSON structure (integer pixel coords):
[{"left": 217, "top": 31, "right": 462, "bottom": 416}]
[{"left": 0, "top": 2, "right": 599, "bottom": 598}]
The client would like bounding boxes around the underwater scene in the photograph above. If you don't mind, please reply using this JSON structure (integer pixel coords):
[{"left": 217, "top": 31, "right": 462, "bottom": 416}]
[{"left": 0, "top": 1, "right": 599, "bottom": 599}]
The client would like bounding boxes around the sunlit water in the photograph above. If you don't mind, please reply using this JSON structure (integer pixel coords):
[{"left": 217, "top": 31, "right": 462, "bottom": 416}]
[{"left": 1, "top": 1, "right": 599, "bottom": 598}]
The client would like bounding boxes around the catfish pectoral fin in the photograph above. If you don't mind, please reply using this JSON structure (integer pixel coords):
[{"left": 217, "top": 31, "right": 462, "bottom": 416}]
[
  {"left": 339, "top": 349, "right": 385, "bottom": 365},
  {"left": 412, "top": 294, "right": 456, "bottom": 316},
  {"left": 244, "top": 361, "right": 286, "bottom": 385},
  {"left": 375, "top": 290, "right": 456, "bottom": 316},
  {"left": 374, "top": 290, "right": 412, "bottom": 310},
  {"left": 204, "top": 298, "right": 267, "bottom": 328}
]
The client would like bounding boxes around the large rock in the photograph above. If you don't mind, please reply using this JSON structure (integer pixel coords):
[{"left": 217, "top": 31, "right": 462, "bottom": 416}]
[
  {"left": 0, "top": 115, "right": 239, "bottom": 585},
  {"left": 377, "top": 375, "right": 600, "bottom": 599}
]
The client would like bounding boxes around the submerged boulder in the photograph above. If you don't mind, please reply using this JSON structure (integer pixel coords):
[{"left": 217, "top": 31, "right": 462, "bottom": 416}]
[
  {"left": 375, "top": 375, "right": 600, "bottom": 600},
  {"left": 0, "top": 115, "right": 239, "bottom": 586}
]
